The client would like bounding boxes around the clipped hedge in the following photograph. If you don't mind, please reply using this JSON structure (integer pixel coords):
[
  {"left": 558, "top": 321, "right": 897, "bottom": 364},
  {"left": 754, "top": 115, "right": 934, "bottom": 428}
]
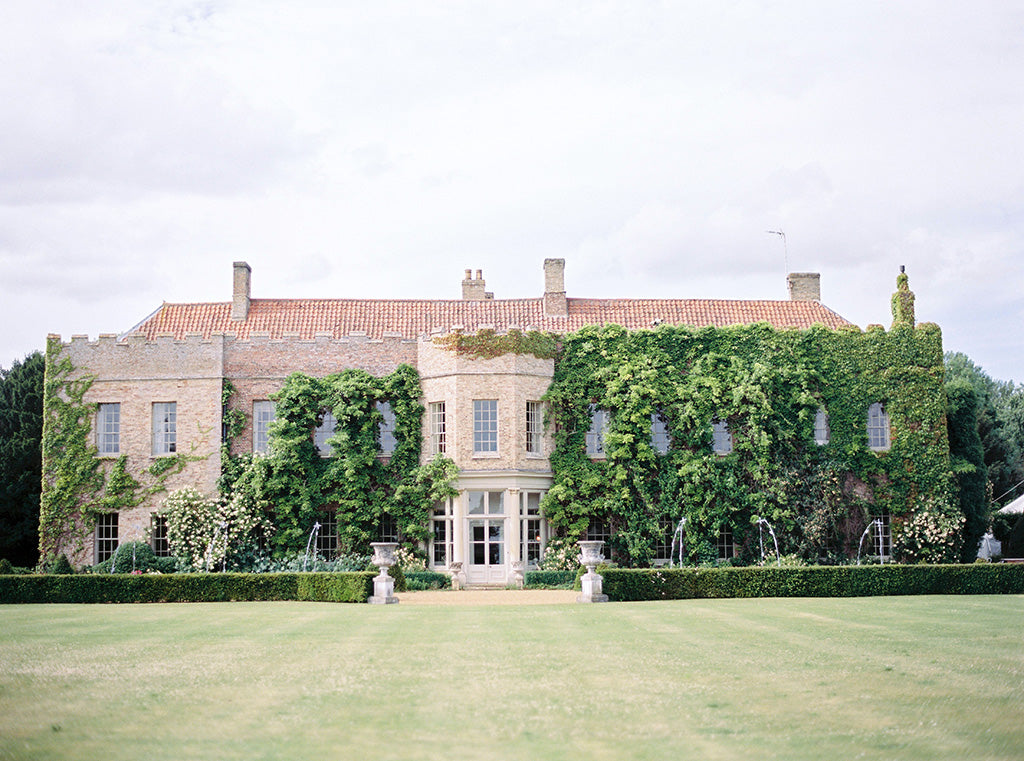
[
  {"left": 0, "top": 571, "right": 375, "bottom": 604},
  {"left": 525, "top": 570, "right": 578, "bottom": 588},
  {"left": 601, "top": 564, "right": 1024, "bottom": 601},
  {"left": 405, "top": 571, "right": 451, "bottom": 590}
]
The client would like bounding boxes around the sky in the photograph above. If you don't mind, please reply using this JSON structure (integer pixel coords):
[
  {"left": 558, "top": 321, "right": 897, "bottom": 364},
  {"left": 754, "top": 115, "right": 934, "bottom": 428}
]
[{"left": 1, "top": 1, "right": 1022, "bottom": 383}]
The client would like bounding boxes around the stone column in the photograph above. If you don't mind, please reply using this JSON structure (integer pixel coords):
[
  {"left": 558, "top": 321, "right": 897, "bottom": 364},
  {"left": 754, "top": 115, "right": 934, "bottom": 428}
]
[
  {"left": 507, "top": 488, "right": 521, "bottom": 565},
  {"left": 452, "top": 491, "right": 466, "bottom": 571}
]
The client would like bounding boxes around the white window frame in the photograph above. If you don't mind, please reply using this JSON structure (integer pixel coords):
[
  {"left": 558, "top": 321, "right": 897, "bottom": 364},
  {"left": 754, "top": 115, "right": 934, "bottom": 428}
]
[
  {"left": 95, "top": 512, "right": 118, "bottom": 564},
  {"left": 431, "top": 499, "right": 454, "bottom": 569},
  {"left": 653, "top": 516, "right": 675, "bottom": 563},
  {"left": 152, "top": 402, "right": 177, "bottom": 456},
  {"left": 253, "top": 401, "right": 275, "bottom": 454},
  {"left": 712, "top": 418, "right": 732, "bottom": 455},
  {"left": 867, "top": 403, "right": 891, "bottom": 451},
  {"left": 429, "top": 401, "right": 446, "bottom": 455},
  {"left": 377, "top": 401, "right": 397, "bottom": 455},
  {"left": 526, "top": 401, "right": 543, "bottom": 455},
  {"left": 814, "top": 407, "right": 830, "bottom": 446},
  {"left": 585, "top": 406, "right": 607, "bottom": 457},
  {"left": 520, "top": 491, "right": 547, "bottom": 567},
  {"left": 473, "top": 399, "right": 499, "bottom": 454},
  {"left": 314, "top": 410, "right": 336, "bottom": 457},
  {"left": 150, "top": 514, "right": 170, "bottom": 557},
  {"left": 97, "top": 403, "right": 121, "bottom": 455},
  {"left": 316, "top": 510, "right": 338, "bottom": 558},
  {"left": 651, "top": 411, "right": 670, "bottom": 455}
]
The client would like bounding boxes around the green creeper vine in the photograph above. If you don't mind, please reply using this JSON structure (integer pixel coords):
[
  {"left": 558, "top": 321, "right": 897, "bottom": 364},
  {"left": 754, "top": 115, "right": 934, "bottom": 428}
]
[
  {"left": 542, "top": 276, "right": 957, "bottom": 566},
  {"left": 223, "top": 364, "right": 458, "bottom": 557},
  {"left": 433, "top": 328, "right": 557, "bottom": 360},
  {"left": 39, "top": 338, "right": 210, "bottom": 564}
]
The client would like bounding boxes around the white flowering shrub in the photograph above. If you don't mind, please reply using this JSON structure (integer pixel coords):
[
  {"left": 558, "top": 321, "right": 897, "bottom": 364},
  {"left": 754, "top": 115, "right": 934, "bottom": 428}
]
[
  {"left": 161, "top": 487, "right": 274, "bottom": 571},
  {"left": 538, "top": 537, "right": 582, "bottom": 571},
  {"left": 392, "top": 546, "right": 426, "bottom": 571},
  {"left": 892, "top": 503, "right": 964, "bottom": 564}
]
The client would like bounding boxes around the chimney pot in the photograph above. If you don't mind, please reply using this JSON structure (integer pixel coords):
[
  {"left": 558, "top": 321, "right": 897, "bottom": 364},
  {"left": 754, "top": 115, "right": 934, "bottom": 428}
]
[{"left": 461, "top": 267, "right": 487, "bottom": 300}]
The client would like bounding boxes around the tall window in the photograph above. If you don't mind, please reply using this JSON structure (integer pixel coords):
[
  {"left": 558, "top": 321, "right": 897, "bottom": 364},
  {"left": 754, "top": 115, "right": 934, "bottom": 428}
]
[
  {"left": 585, "top": 406, "right": 607, "bottom": 456},
  {"left": 473, "top": 399, "right": 498, "bottom": 453},
  {"left": 586, "top": 519, "right": 611, "bottom": 544},
  {"left": 429, "top": 402, "right": 446, "bottom": 455},
  {"left": 97, "top": 403, "right": 120, "bottom": 455},
  {"left": 152, "top": 402, "right": 177, "bottom": 455},
  {"left": 314, "top": 411, "right": 336, "bottom": 457},
  {"left": 253, "top": 401, "right": 275, "bottom": 454},
  {"left": 377, "top": 401, "right": 397, "bottom": 455},
  {"left": 379, "top": 513, "right": 398, "bottom": 543},
  {"left": 870, "top": 510, "right": 892, "bottom": 559},
  {"left": 521, "top": 492, "right": 546, "bottom": 566},
  {"left": 651, "top": 412, "right": 670, "bottom": 454},
  {"left": 717, "top": 527, "right": 734, "bottom": 560},
  {"left": 712, "top": 418, "right": 732, "bottom": 455},
  {"left": 316, "top": 511, "right": 338, "bottom": 558},
  {"left": 526, "top": 401, "right": 543, "bottom": 454},
  {"left": 814, "top": 407, "right": 830, "bottom": 446},
  {"left": 654, "top": 517, "right": 675, "bottom": 563},
  {"left": 431, "top": 500, "right": 454, "bottom": 568},
  {"left": 95, "top": 513, "right": 118, "bottom": 563},
  {"left": 867, "top": 403, "right": 890, "bottom": 451},
  {"left": 150, "top": 514, "right": 170, "bottom": 557}
]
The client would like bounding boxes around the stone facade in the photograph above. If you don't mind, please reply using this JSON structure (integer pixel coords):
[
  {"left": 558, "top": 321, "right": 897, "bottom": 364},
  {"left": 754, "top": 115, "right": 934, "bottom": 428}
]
[{"left": 44, "top": 260, "right": 855, "bottom": 579}]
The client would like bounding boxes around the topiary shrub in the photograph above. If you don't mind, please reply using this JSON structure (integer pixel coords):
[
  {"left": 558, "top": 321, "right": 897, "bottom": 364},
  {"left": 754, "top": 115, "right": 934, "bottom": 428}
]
[
  {"left": 48, "top": 554, "right": 74, "bottom": 575},
  {"left": 0, "top": 558, "right": 13, "bottom": 575},
  {"left": 92, "top": 541, "right": 164, "bottom": 574}
]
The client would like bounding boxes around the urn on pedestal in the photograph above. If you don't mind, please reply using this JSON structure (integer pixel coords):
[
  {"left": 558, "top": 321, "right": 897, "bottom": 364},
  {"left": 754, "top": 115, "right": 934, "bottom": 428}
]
[
  {"left": 576, "top": 540, "right": 609, "bottom": 603},
  {"left": 367, "top": 542, "right": 399, "bottom": 605}
]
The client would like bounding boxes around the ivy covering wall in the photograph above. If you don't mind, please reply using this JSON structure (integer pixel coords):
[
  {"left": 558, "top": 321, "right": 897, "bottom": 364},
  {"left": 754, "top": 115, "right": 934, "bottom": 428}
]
[
  {"left": 542, "top": 317, "right": 958, "bottom": 566},
  {"left": 221, "top": 365, "right": 457, "bottom": 557}
]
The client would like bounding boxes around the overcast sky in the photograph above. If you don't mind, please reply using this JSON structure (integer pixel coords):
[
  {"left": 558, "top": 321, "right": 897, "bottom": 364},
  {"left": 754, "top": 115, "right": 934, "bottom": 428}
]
[{"left": 2, "top": 1, "right": 1022, "bottom": 383}]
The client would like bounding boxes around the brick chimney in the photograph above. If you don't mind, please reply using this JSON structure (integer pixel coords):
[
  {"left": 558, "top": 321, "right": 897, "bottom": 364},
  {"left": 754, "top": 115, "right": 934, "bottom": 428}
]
[
  {"left": 543, "top": 258, "right": 567, "bottom": 317},
  {"left": 461, "top": 268, "right": 489, "bottom": 300},
  {"left": 787, "top": 272, "right": 820, "bottom": 302},
  {"left": 231, "top": 261, "right": 251, "bottom": 321}
]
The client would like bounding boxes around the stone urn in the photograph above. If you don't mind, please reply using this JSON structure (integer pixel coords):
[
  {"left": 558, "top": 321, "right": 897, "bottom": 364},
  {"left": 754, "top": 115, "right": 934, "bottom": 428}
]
[
  {"left": 576, "top": 540, "right": 609, "bottom": 603},
  {"left": 449, "top": 561, "right": 465, "bottom": 591},
  {"left": 367, "top": 542, "right": 399, "bottom": 605},
  {"left": 510, "top": 560, "right": 525, "bottom": 589}
]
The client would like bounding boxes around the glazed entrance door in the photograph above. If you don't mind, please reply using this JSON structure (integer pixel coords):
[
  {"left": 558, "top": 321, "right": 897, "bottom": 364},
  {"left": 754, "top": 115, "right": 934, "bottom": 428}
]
[{"left": 466, "top": 490, "right": 507, "bottom": 585}]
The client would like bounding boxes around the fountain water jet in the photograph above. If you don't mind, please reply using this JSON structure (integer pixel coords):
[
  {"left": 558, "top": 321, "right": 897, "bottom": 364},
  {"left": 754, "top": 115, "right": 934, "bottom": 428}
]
[
  {"left": 857, "top": 519, "right": 885, "bottom": 565},
  {"left": 755, "top": 517, "right": 781, "bottom": 567},
  {"left": 303, "top": 522, "right": 321, "bottom": 572},
  {"left": 669, "top": 518, "right": 686, "bottom": 567}
]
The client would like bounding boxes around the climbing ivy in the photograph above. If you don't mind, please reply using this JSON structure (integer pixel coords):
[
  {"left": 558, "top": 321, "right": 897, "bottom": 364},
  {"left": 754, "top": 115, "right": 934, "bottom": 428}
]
[
  {"left": 38, "top": 338, "right": 210, "bottom": 564},
  {"left": 433, "top": 328, "right": 558, "bottom": 360},
  {"left": 542, "top": 299, "right": 957, "bottom": 566},
  {"left": 225, "top": 364, "right": 458, "bottom": 557}
]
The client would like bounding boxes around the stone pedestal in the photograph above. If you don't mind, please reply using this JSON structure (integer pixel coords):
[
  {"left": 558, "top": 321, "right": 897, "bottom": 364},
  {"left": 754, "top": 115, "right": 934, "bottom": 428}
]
[
  {"left": 576, "top": 540, "right": 609, "bottom": 603},
  {"left": 367, "top": 542, "right": 399, "bottom": 605}
]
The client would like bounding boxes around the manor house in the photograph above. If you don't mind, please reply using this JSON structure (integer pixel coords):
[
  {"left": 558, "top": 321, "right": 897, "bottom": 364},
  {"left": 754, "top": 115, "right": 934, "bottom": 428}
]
[{"left": 47, "top": 260, "right": 856, "bottom": 579}]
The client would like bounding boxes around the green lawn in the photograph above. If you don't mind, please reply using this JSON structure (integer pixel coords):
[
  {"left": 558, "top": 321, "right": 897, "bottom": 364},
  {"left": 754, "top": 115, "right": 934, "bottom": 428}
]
[{"left": 1, "top": 596, "right": 1022, "bottom": 761}]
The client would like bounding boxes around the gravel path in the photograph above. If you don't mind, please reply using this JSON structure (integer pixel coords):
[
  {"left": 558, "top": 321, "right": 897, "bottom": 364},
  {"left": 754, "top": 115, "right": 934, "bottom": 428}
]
[{"left": 395, "top": 588, "right": 577, "bottom": 605}]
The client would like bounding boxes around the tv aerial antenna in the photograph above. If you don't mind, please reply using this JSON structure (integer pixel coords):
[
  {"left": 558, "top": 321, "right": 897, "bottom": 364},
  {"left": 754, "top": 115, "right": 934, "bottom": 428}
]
[{"left": 766, "top": 230, "right": 788, "bottom": 274}]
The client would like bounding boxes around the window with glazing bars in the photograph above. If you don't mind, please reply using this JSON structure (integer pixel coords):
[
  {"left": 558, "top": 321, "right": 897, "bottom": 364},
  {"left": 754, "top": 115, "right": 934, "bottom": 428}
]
[
  {"left": 526, "top": 401, "right": 542, "bottom": 454},
  {"left": 152, "top": 402, "right": 177, "bottom": 455},
  {"left": 377, "top": 401, "right": 397, "bottom": 455},
  {"left": 95, "top": 513, "right": 118, "bottom": 563},
  {"left": 97, "top": 403, "right": 120, "bottom": 455},
  {"left": 429, "top": 402, "right": 446, "bottom": 455},
  {"left": 253, "top": 401, "right": 275, "bottom": 454},
  {"left": 473, "top": 399, "right": 498, "bottom": 453}
]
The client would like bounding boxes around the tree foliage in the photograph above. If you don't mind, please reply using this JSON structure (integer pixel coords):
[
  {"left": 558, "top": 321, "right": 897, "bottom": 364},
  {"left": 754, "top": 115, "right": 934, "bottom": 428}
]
[{"left": 0, "top": 352, "right": 44, "bottom": 566}]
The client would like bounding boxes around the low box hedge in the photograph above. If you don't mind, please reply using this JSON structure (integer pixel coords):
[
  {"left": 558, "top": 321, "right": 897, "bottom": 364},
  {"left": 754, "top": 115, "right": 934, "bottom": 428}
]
[
  {"left": 0, "top": 571, "right": 375, "bottom": 604},
  {"left": 600, "top": 563, "right": 1024, "bottom": 601},
  {"left": 525, "top": 570, "right": 578, "bottom": 588}
]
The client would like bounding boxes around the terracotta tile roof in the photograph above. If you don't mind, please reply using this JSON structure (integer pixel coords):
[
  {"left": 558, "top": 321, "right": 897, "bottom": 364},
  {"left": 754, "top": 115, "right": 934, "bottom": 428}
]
[{"left": 132, "top": 296, "right": 851, "bottom": 340}]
